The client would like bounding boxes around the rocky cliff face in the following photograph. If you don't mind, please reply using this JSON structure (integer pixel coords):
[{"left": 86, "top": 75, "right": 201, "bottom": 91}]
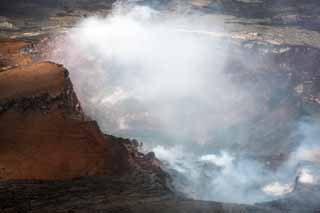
[
  {"left": 0, "top": 39, "right": 157, "bottom": 180},
  {"left": 0, "top": 38, "right": 274, "bottom": 213},
  {"left": 1, "top": 0, "right": 320, "bottom": 212}
]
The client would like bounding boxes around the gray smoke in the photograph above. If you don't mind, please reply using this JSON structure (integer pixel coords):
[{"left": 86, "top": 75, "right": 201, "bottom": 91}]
[{"left": 49, "top": 2, "right": 320, "bottom": 204}]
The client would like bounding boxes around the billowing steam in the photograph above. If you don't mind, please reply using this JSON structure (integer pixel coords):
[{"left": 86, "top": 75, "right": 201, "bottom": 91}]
[{"left": 49, "top": 2, "right": 320, "bottom": 204}]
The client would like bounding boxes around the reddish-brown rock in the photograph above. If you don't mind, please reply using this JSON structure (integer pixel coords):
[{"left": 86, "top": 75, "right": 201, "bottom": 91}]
[
  {"left": 0, "top": 60, "right": 130, "bottom": 180},
  {"left": 0, "top": 39, "right": 33, "bottom": 71}
]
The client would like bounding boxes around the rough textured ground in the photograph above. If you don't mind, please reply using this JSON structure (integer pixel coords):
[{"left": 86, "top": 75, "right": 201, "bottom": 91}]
[
  {"left": 0, "top": 38, "right": 274, "bottom": 212},
  {"left": 0, "top": 39, "right": 33, "bottom": 71},
  {"left": 1, "top": 0, "right": 320, "bottom": 212},
  {"left": 0, "top": 175, "right": 275, "bottom": 213},
  {"left": 0, "top": 57, "right": 132, "bottom": 180}
]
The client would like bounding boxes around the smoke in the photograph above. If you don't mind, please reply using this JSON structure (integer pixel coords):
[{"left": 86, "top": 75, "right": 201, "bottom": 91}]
[
  {"left": 152, "top": 121, "right": 320, "bottom": 204},
  {"left": 49, "top": 1, "right": 320, "bottom": 204},
  {"left": 51, "top": 2, "right": 257, "bottom": 148},
  {"left": 154, "top": 146, "right": 273, "bottom": 203}
]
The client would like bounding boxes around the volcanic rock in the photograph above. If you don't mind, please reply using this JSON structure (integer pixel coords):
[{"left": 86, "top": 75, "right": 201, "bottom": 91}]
[
  {"left": 0, "top": 40, "right": 269, "bottom": 212},
  {"left": 1, "top": 1, "right": 320, "bottom": 212},
  {"left": 0, "top": 39, "right": 33, "bottom": 71},
  {"left": 0, "top": 58, "right": 132, "bottom": 180}
]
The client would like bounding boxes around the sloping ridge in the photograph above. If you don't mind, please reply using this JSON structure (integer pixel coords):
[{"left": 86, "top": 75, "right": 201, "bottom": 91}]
[
  {"left": 0, "top": 39, "right": 284, "bottom": 212},
  {"left": 0, "top": 58, "right": 130, "bottom": 180}
]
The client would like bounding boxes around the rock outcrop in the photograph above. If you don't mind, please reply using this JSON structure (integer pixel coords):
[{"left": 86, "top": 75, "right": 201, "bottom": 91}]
[
  {"left": 0, "top": 39, "right": 274, "bottom": 213},
  {"left": 1, "top": 1, "right": 320, "bottom": 212},
  {"left": 0, "top": 40, "right": 134, "bottom": 180}
]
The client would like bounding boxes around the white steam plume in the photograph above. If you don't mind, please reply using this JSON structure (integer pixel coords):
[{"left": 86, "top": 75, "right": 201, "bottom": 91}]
[
  {"left": 49, "top": 2, "right": 320, "bottom": 204},
  {"left": 51, "top": 4, "right": 257, "bottom": 148}
]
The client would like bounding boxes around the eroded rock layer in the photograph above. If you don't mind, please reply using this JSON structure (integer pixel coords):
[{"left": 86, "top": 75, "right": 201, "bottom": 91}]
[{"left": 0, "top": 40, "right": 132, "bottom": 180}]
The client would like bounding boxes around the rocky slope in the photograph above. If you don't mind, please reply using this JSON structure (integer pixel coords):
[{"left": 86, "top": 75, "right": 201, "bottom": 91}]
[
  {"left": 0, "top": 38, "right": 275, "bottom": 213},
  {"left": 1, "top": 0, "right": 320, "bottom": 212},
  {"left": 0, "top": 48, "right": 129, "bottom": 179}
]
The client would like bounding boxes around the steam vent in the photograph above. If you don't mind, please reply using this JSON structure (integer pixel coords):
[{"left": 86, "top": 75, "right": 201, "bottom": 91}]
[{"left": 1, "top": 0, "right": 320, "bottom": 212}]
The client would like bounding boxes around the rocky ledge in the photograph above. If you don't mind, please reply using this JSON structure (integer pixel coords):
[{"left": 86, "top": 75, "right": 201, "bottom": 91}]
[
  {"left": 0, "top": 37, "right": 178, "bottom": 182},
  {"left": 0, "top": 59, "right": 130, "bottom": 180},
  {"left": 1, "top": 1, "right": 320, "bottom": 211},
  {"left": 0, "top": 39, "right": 276, "bottom": 212}
]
